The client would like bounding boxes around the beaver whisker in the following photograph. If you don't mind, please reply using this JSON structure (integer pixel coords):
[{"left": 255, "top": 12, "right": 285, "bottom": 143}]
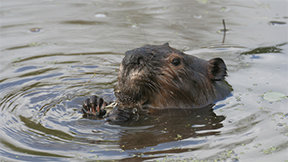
[
  {"left": 146, "top": 81, "right": 158, "bottom": 92},
  {"left": 139, "top": 78, "right": 159, "bottom": 93}
]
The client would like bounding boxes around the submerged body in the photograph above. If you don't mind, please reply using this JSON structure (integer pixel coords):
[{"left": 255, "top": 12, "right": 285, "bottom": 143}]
[{"left": 82, "top": 43, "right": 232, "bottom": 122}]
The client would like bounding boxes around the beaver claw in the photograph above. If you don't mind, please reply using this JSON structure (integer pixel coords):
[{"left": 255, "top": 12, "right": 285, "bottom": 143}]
[{"left": 82, "top": 95, "right": 107, "bottom": 118}]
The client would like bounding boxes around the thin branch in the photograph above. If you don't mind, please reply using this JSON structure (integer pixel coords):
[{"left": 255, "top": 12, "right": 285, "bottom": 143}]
[{"left": 222, "top": 19, "right": 227, "bottom": 44}]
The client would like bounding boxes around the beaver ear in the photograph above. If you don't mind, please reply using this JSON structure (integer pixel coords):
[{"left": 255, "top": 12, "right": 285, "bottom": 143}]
[{"left": 208, "top": 58, "right": 227, "bottom": 81}]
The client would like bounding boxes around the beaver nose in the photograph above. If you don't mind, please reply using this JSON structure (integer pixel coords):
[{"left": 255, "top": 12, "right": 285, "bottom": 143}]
[
  {"left": 123, "top": 52, "right": 146, "bottom": 67},
  {"left": 136, "top": 56, "right": 144, "bottom": 65}
]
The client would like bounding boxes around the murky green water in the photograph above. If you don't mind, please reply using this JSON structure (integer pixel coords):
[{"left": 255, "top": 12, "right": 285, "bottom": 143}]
[{"left": 0, "top": 0, "right": 287, "bottom": 161}]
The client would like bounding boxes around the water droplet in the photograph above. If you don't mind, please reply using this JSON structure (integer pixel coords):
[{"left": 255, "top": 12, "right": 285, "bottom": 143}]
[
  {"left": 131, "top": 24, "right": 137, "bottom": 28},
  {"left": 95, "top": 13, "right": 107, "bottom": 18},
  {"left": 193, "top": 15, "right": 202, "bottom": 19}
]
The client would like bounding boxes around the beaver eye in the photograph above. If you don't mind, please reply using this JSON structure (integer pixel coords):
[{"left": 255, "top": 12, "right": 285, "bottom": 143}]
[{"left": 171, "top": 58, "right": 181, "bottom": 66}]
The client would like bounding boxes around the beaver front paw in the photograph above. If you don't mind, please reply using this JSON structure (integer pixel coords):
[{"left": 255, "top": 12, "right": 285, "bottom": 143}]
[{"left": 82, "top": 95, "right": 107, "bottom": 118}]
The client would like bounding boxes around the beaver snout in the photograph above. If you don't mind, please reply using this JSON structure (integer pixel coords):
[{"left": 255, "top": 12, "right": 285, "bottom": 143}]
[{"left": 122, "top": 51, "right": 151, "bottom": 68}]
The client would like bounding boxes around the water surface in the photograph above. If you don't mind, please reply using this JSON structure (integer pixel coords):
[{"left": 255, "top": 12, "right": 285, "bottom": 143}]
[{"left": 0, "top": 0, "right": 287, "bottom": 161}]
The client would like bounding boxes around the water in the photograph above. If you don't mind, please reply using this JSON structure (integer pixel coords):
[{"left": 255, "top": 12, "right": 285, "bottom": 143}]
[{"left": 0, "top": 0, "right": 287, "bottom": 161}]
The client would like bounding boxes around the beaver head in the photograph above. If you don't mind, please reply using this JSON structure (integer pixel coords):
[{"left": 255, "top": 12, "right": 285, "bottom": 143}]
[{"left": 115, "top": 43, "right": 231, "bottom": 109}]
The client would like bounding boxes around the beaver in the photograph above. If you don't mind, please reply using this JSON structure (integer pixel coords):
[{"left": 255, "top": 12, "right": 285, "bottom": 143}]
[{"left": 82, "top": 43, "right": 231, "bottom": 122}]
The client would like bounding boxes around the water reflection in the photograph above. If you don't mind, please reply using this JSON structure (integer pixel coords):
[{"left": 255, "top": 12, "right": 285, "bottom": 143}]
[{"left": 118, "top": 105, "right": 225, "bottom": 150}]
